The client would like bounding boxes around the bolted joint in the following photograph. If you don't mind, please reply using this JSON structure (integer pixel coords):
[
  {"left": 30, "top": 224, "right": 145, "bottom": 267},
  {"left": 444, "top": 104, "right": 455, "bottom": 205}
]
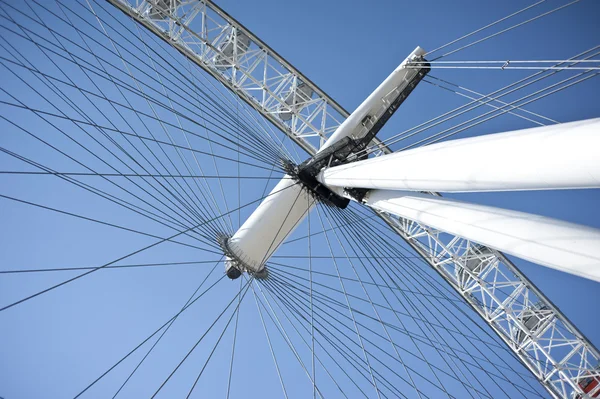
[
  {"left": 218, "top": 234, "right": 269, "bottom": 280},
  {"left": 283, "top": 56, "right": 431, "bottom": 210},
  {"left": 283, "top": 159, "right": 350, "bottom": 209}
]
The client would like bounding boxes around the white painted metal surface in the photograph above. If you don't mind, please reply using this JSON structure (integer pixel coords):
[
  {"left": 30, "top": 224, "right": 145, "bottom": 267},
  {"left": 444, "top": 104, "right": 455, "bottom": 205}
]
[
  {"left": 365, "top": 190, "right": 600, "bottom": 282},
  {"left": 321, "top": 46, "right": 426, "bottom": 149},
  {"left": 226, "top": 178, "right": 314, "bottom": 274},
  {"left": 319, "top": 118, "right": 600, "bottom": 192}
]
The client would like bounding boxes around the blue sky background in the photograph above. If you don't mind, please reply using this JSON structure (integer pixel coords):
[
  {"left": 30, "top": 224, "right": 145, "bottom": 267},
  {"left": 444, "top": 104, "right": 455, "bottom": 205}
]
[{"left": 0, "top": 0, "right": 599, "bottom": 398}]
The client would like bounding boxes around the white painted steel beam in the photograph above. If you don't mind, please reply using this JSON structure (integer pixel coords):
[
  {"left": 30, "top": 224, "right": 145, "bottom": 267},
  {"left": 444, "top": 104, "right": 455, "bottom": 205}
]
[
  {"left": 365, "top": 190, "right": 600, "bottom": 282},
  {"left": 225, "top": 178, "right": 314, "bottom": 274},
  {"left": 320, "top": 47, "right": 426, "bottom": 150},
  {"left": 319, "top": 118, "right": 600, "bottom": 192}
]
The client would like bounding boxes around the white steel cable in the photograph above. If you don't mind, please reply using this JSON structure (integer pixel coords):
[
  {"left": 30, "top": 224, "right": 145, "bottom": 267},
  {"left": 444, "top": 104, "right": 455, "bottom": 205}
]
[
  {"left": 402, "top": 72, "right": 599, "bottom": 151},
  {"left": 423, "top": 79, "right": 548, "bottom": 127},
  {"left": 408, "top": 65, "right": 600, "bottom": 71},
  {"left": 359, "top": 47, "right": 600, "bottom": 154},
  {"left": 424, "top": 0, "right": 546, "bottom": 57},
  {"left": 425, "top": 75, "right": 559, "bottom": 124},
  {"left": 431, "top": 0, "right": 581, "bottom": 60}
]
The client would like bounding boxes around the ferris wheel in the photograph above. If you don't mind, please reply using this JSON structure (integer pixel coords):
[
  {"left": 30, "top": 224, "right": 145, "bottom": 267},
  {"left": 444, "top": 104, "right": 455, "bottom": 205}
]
[{"left": 0, "top": 0, "right": 599, "bottom": 398}]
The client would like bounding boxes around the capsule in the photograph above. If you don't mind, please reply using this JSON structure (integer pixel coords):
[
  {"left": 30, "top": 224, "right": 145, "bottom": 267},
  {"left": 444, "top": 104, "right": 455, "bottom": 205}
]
[
  {"left": 147, "top": 0, "right": 180, "bottom": 20},
  {"left": 456, "top": 244, "right": 493, "bottom": 284},
  {"left": 574, "top": 366, "right": 600, "bottom": 398},
  {"left": 279, "top": 82, "right": 314, "bottom": 121},
  {"left": 514, "top": 302, "right": 552, "bottom": 344},
  {"left": 213, "top": 32, "right": 251, "bottom": 70}
]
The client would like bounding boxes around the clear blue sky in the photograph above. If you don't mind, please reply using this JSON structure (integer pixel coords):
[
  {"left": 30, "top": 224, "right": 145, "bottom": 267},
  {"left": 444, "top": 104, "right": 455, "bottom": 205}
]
[{"left": 0, "top": 0, "right": 599, "bottom": 398}]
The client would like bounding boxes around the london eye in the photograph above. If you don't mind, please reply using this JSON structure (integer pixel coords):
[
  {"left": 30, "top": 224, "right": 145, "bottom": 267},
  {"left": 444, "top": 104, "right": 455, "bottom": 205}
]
[{"left": 0, "top": 1, "right": 599, "bottom": 398}]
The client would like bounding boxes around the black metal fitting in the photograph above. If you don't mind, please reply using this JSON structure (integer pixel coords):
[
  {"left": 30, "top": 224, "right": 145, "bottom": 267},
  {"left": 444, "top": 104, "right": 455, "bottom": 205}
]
[{"left": 283, "top": 57, "right": 430, "bottom": 209}]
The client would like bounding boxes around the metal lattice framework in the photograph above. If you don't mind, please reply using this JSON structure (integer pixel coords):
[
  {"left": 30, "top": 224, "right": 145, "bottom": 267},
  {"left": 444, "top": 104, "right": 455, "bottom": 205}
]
[
  {"left": 386, "top": 216, "right": 600, "bottom": 399},
  {"left": 108, "top": 0, "right": 354, "bottom": 154},
  {"left": 106, "top": 1, "right": 600, "bottom": 398}
]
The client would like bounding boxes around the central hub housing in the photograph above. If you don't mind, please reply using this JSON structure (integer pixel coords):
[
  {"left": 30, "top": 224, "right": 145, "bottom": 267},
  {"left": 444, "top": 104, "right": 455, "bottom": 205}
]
[
  {"left": 218, "top": 234, "right": 269, "bottom": 280},
  {"left": 281, "top": 135, "right": 372, "bottom": 209}
]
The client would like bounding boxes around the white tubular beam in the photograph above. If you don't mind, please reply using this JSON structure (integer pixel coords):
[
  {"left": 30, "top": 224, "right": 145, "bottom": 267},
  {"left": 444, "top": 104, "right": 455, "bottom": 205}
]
[
  {"left": 224, "top": 47, "right": 427, "bottom": 274},
  {"left": 225, "top": 178, "right": 314, "bottom": 274},
  {"left": 364, "top": 190, "right": 600, "bottom": 282},
  {"left": 321, "top": 46, "right": 426, "bottom": 149},
  {"left": 319, "top": 118, "right": 600, "bottom": 192}
]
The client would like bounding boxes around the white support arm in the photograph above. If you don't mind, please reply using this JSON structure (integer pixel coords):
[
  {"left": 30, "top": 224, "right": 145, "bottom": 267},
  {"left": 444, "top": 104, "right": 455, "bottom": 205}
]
[
  {"left": 225, "top": 178, "right": 314, "bottom": 274},
  {"left": 318, "top": 118, "right": 600, "bottom": 192},
  {"left": 364, "top": 190, "right": 600, "bottom": 282},
  {"left": 321, "top": 46, "right": 426, "bottom": 149}
]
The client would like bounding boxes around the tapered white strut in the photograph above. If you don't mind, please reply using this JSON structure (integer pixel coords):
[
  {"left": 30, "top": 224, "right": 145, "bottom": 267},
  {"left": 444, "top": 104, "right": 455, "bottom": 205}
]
[
  {"left": 222, "top": 178, "right": 315, "bottom": 278},
  {"left": 223, "top": 47, "right": 428, "bottom": 277},
  {"left": 317, "top": 118, "right": 600, "bottom": 281},
  {"left": 318, "top": 118, "right": 600, "bottom": 193},
  {"left": 362, "top": 190, "right": 600, "bottom": 282}
]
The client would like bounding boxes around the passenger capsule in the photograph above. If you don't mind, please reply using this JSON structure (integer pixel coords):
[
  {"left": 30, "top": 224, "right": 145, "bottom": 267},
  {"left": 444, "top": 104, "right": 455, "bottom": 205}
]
[
  {"left": 574, "top": 366, "right": 600, "bottom": 398},
  {"left": 147, "top": 0, "right": 180, "bottom": 20},
  {"left": 279, "top": 82, "right": 314, "bottom": 121},
  {"left": 213, "top": 32, "right": 251, "bottom": 70},
  {"left": 456, "top": 244, "right": 492, "bottom": 284},
  {"left": 514, "top": 302, "right": 552, "bottom": 344}
]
